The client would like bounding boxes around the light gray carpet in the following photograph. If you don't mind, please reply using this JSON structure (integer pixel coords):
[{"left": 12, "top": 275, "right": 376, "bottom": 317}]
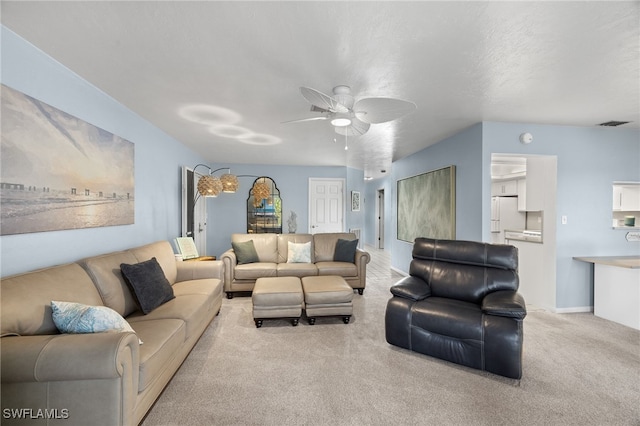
[{"left": 142, "top": 248, "right": 640, "bottom": 426}]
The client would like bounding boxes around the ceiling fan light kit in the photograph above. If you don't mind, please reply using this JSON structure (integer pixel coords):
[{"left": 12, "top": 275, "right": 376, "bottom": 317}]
[{"left": 289, "top": 85, "right": 416, "bottom": 137}]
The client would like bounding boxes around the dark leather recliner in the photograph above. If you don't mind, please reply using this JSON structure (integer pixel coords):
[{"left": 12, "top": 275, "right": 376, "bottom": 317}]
[{"left": 385, "top": 238, "right": 527, "bottom": 379}]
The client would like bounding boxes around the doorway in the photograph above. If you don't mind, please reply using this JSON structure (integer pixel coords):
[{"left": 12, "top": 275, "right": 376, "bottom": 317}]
[
  {"left": 377, "top": 189, "right": 385, "bottom": 249},
  {"left": 308, "top": 178, "right": 345, "bottom": 233},
  {"left": 181, "top": 166, "right": 207, "bottom": 256}
]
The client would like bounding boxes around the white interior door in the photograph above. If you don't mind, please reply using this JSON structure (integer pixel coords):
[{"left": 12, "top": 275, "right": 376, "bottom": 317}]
[
  {"left": 181, "top": 167, "right": 207, "bottom": 256},
  {"left": 309, "top": 178, "right": 344, "bottom": 234}
]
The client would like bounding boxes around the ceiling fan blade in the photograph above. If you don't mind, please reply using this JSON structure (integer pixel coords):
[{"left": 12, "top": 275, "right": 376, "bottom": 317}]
[
  {"left": 334, "top": 116, "right": 371, "bottom": 136},
  {"left": 354, "top": 97, "right": 417, "bottom": 124},
  {"left": 281, "top": 116, "right": 328, "bottom": 124},
  {"left": 300, "top": 87, "right": 349, "bottom": 113}
]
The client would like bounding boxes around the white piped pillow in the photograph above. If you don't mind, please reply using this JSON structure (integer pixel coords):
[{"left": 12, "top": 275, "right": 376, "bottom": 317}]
[
  {"left": 287, "top": 241, "right": 311, "bottom": 263},
  {"left": 51, "top": 301, "right": 142, "bottom": 344}
]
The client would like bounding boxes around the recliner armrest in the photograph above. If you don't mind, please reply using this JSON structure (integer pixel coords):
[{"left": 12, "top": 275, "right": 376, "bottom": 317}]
[
  {"left": 390, "top": 276, "right": 431, "bottom": 301},
  {"left": 482, "top": 290, "right": 527, "bottom": 319}
]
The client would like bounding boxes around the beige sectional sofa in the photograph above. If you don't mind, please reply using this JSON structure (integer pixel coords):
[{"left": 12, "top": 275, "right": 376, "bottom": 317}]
[
  {"left": 221, "top": 232, "right": 370, "bottom": 298},
  {"left": 1, "top": 241, "right": 223, "bottom": 426}
]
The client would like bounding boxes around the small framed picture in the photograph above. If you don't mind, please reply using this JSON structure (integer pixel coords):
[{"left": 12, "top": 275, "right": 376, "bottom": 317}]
[{"left": 351, "top": 191, "right": 360, "bottom": 211}]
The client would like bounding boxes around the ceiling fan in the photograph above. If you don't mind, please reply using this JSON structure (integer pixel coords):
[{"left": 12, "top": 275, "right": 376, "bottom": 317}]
[{"left": 284, "top": 85, "right": 416, "bottom": 136}]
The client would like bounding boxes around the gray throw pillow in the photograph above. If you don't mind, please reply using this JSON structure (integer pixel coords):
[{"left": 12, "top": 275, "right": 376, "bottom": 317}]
[
  {"left": 232, "top": 240, "right": 260, "bottom": 264},
  {"left": 334, "top": 238, "right": 359, "bottom": 263},
  {"left": 120, "top": 257, "right": 175, "bottom": 314}
]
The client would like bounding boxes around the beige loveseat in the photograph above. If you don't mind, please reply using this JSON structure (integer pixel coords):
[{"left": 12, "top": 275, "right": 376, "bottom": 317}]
[
  {"left": 1, "top": 241, "right": 223, "bottom": 426},
  {"left": 221, "top": 232, "right": 370, "bottom": 298}
]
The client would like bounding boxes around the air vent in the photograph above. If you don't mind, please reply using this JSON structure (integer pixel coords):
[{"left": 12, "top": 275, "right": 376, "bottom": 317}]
[{"left": 598, "top": 120, "right": 630, "bottom": 127}]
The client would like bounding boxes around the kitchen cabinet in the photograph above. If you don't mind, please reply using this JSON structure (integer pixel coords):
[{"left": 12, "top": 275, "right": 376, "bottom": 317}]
[
  {"left": 491, "top": 179, "right": 518, "bottom": 196},
  {"left": 612, "top": 183, "right": 640, "bottom": 211}
]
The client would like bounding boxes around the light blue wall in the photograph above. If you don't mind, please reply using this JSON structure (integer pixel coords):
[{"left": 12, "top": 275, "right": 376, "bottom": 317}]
[
  {"left": 372, "top": 120, "right": 639, "bottom": 310},
  {"left": 379, "top": 123, "right": 484, "bottom": 273},
  {"left": 205, "top": 164, "right": 357, "bottom": 257},
  {"left": 482, "top": 122, "right": 640, "bottom": 309},
  {"left": 0, "top": 27, "right": 206, "bottom": 277}
]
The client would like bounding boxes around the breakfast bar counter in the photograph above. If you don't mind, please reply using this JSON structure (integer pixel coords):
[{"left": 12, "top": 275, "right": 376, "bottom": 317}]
[{"left": 574, "top": 256, "right": 640, "bottom": 330}]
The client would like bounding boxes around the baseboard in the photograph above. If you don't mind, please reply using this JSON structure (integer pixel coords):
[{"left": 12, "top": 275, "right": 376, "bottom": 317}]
[
  {"left": 554, "top": 306, "right": 594, "bottom": 314},
  {"left": 390, "top": 266, "right": 409, "bottom": 276}
]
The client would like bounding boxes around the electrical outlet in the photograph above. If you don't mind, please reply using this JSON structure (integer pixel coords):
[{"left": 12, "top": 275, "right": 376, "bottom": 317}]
[{"left": 561, "top": 215, "right": 568, "bottom": 225}]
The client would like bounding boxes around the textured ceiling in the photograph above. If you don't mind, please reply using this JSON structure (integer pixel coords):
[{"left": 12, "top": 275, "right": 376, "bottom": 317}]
[{"left": 2, "top": 1, "right": 638, "bottom": 179}]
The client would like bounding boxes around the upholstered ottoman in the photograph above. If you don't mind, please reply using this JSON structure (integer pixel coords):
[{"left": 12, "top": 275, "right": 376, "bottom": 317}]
[
  {"left": 252, "top": 277, "right": 304, "bottom": 327},
  {"left": 301, "top": 276, "right": 353, "bottom": 325}
]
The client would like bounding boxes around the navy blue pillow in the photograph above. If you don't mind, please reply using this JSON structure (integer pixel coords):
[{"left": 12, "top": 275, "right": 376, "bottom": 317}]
[
  {"left": 121, "top": 257, "right": 175, "bottom": 315},
  {"left": 334, "top": 239, "right": 359, "bottom": 263}
]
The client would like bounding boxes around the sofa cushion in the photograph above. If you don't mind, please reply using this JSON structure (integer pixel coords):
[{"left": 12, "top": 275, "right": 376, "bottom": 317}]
[
  {"left": 128, "top": 293, "right": 214, "bottom": 339},
  {"left": 232, "top": 240, "right": 260, "bottom": 264},
  {"left": 277, "top": 234, "right": 314, "bottom": 263},
  {"left": 287, "top": 241, "right": 311, "bottom": 263},
  {"left": 79, "top": 251, "right": 141, "bottom": 317},
  {"left": 234, "top": 263, "right": 278, "bottom": 280},
  {"left": 313, "top": 233, "right": 357, "bottom": 262},
  {"left": 121, "top": 258, "right": 175, "bottom": 315},
  {"left": 334, "top": 238, "right": 358, "bottom": 262},
  {"left": 316, "top": 261, "right": 358, "bottom": 277},
  {"left": 232, "top": 233, "right": 278, "bottom": 263},
  {"left": 127, "top": 319, "right": 185, "bottom": 392},
  {"left": 277, "top": 263, "right": 319, "bottom": 278},
  {"left": 1, "top": 263, "right": 104, "bottom": 336},
  {"left": 51, "top": 301, "right": 141, "bottom": 344},
  {"left": 129, "top": 241, "right": 178, "bottom": 285}
]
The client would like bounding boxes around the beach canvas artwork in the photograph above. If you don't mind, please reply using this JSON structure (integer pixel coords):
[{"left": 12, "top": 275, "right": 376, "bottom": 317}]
[
  {"left": 397, "top": 165, "right": 455, "bottom": 242},
  {"left": 0, "top": 84, "right": 134, "bottom": 235}
]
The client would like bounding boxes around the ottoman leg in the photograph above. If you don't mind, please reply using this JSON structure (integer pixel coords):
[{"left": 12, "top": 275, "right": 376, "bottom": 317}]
[
  {"left": 357, "top": 289, "right": 364, "bottom": 295},
  {"left": 255, "top": 319, "right": 263, "bottom": 328}
]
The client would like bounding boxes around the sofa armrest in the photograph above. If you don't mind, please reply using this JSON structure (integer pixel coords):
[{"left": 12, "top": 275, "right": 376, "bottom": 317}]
[
  {"left": 390, "top": 276, "right": 431, "bottom": 301},
  {"left": 354, "top": 249, "right": 371, "bottom": 266},
  {"left": 1, "top": 332, "right": 139, "bottom": 383},
  {"left": 176, "top": 260, "right": 223, "bottom": 282},
  {"left": 481, "top": 290, "right": 527, "bottom": 319},
  {"left": 221, "top": 249, "right": 237, "bottom": 289}
]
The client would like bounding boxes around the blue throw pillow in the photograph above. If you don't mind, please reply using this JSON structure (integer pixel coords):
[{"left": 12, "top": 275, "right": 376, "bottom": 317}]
[
  {"left": 232, "top": 240, "right": 260, "bottom": 264},
  {"left": 334, "top": 238, "right": 359, "bottom": 263},
  {"left": 51, "top": 300, "right": 142, "bottom": 344},
  {"left": 120, "top": 257, "right": 175, "bottom": 314}
]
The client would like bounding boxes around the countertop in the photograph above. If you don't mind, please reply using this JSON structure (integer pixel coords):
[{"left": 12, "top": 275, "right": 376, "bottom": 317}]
[{"left": 573, "top": 256, "right": 640, "bottom": 269}]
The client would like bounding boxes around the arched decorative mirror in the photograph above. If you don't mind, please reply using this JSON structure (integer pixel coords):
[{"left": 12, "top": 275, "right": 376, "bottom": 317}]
[{"left": 247, "top": 177, "right": 282, "bottom": 233}]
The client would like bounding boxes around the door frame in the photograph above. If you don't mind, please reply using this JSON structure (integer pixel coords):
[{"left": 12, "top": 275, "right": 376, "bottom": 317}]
[
  {"left": 376, "top": 188, "right": 385, "bottom": 249},
  {"left": 181, "top": 166, "right": 207, "bottom": 256}
]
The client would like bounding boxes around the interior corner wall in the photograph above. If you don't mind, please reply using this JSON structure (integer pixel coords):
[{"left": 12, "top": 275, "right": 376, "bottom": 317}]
[
  {"left": 482, "top": 122, "right": 640, "bottom": 310},
  {"left": 388, "top": 124, "right": 484, "bottom": 273},
  {"left": 0, "top": 26, "right": 205, "bottom": 277}
]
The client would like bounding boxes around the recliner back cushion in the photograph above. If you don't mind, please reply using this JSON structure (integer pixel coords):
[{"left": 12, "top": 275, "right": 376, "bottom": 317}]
[
  {"left": 409, "top": 238, "right": 519, "bottom": 304},
  {"left": 231, "top": 233, "right": 278, "bottom": 263},
  {"left": 409, "top": 259, "right": 518, "bottom": 304},
  {"left": 412, "top": 238, "right": 518, "bottom": 270}
]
